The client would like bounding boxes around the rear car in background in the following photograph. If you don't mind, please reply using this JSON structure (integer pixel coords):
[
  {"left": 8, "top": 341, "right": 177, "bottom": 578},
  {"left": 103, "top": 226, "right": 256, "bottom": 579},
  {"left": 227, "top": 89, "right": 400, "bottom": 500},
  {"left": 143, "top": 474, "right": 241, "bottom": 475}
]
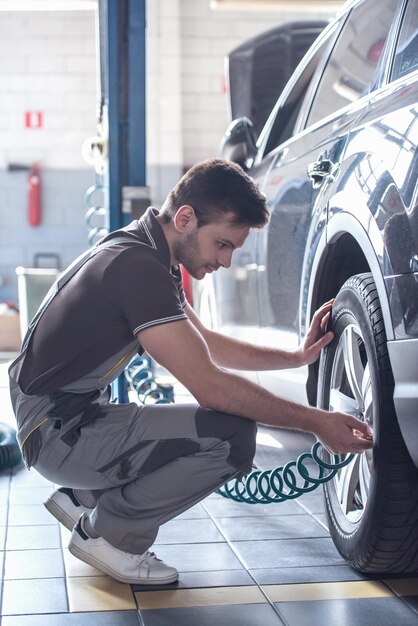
[
  {"left": 226, "top": 20, "right": 327, "bottom": 137},
  {"left": 194, "top": 0, "right": 418, "bottom": 573}
]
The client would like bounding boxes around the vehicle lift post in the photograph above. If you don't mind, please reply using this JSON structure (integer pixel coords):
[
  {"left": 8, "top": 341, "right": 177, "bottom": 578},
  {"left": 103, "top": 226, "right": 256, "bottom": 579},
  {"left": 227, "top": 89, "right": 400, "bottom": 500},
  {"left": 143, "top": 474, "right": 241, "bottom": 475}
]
[{"left": 98, "top": 0, "right": 147, "bottom": 402}]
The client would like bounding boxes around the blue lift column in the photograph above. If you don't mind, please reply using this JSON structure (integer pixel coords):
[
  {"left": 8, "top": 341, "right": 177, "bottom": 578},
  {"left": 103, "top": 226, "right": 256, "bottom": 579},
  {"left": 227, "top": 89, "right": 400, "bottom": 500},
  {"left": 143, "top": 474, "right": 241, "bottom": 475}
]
[{"left": 99, "top": 0, "right": 148, "bottom": 402}]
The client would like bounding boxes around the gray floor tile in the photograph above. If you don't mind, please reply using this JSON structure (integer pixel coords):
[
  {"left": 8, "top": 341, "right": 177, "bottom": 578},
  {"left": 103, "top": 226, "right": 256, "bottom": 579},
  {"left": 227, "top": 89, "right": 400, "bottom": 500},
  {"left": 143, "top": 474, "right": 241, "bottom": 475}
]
[
  {"left": 312, "top": 512, "right": 329, "bottom": 530},
  {"left": 2, "top": 578, "right": 68, "bottom": 615},
  {"left": 2, "top": 612, "right": 141, "bottom": 625},
  {"left": 6, "top": 524, "right": 61, "bottom": 550},
  {"left": 4, "top": 548, "right": 65, "bottom": 579},
  {"left": 275, "top": 597, "right": 418, "bottom": 626},
  {"left": 216, "top": 513, "right": 328, "bottom": 542},
  {"left": 203, "top": 494, "right": 304, "bottom": 518},
  {"left": 0, "top": 471, "right": 11, "bottom": 490},
  {"left": 0, "top": 548, "right": 4, "bottom": 583},
  {"left": 403, "top": 596, "right": 418, "bottom": 612},
  {"left": 154, "top": 542, "right": 245, "bottom": 572},
  {"left": 11, "top": 466, "right": 54, "bottom": 489},
  {"left": 175, "top": 503, "right": 208, "bottom": 519},
  {"left": 231, "top": 537, "right": 344, "bottom": 569},
  {"left": 296, "top": 489, "right": 326, "bottom": 514},
  {"left": 141, "top": 603, "right": 286, "bottom": 626},
  {"left": 0, "top": 523, "right": 6, "bottom": 549},
  {"left": 155, "top": 518, "right": 224, "bottom": 545},
  {"left": 7, "top": 504, "right": 58, "bottom": 526},
  {"left": 0, "top": 505, "right": 8, "bottom": 525},
  {"left": 9, "top": 487, "right": 52, "bottom": 506}
]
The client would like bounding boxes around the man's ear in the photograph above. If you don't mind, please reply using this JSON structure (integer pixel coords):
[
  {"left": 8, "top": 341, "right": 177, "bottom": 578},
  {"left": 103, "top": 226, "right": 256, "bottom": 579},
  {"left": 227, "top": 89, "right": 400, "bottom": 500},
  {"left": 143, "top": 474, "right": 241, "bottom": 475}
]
[{"left": 173, "top": 205, "right": 197, "bottom": 233}]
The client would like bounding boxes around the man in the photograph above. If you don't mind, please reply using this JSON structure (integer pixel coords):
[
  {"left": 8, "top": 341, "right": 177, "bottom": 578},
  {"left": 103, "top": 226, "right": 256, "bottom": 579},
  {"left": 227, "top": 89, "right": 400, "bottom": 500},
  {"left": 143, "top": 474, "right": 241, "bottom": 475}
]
[{"left": 9, "top": 158, "right": 373, "bottom": 586}]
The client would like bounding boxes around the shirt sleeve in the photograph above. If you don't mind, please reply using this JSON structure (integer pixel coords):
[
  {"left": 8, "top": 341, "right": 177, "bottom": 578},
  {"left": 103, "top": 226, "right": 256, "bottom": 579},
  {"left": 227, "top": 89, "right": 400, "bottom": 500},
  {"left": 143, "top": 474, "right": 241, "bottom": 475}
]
[{"left": 103, "top": 247, "right": 188, "bottom": 336}]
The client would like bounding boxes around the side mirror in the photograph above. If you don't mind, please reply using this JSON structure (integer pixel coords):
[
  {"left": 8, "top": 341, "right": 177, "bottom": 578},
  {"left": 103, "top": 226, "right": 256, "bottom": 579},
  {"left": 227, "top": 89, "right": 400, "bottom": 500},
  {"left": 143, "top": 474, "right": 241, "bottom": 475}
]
[{"left": 219, "top": 117, "right": 257, "bottom": 169}]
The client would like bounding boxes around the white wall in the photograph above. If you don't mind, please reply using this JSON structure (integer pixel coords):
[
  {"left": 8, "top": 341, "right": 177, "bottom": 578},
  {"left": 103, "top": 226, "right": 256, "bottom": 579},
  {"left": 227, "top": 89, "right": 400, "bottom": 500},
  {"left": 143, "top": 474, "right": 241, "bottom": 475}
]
[
  {"left": 0, "top": 8, "right": 97, "bottom": 302},
  {"left": 146, "top": 0, "right": 184, "bottom": 206},
  {"left": 0, "top": 10, "right": 97, "bottom": 169}
]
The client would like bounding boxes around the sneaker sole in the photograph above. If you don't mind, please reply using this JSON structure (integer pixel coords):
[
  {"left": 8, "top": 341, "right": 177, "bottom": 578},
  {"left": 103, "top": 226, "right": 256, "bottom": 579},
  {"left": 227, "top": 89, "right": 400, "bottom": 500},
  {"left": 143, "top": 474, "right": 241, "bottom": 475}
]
[
  {"left": 68, "top": 541, "right": 179, "bottom": 585},
  {"left": 44, "top": 496, "right": 81, "bottom": 531}
]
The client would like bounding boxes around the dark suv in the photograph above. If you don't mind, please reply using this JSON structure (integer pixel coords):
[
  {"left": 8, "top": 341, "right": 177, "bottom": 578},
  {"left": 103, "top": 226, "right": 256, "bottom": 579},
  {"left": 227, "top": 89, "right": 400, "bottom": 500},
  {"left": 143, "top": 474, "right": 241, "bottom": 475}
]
[{"left": 195, "top": 0, "right": 418, "bottom": 574}]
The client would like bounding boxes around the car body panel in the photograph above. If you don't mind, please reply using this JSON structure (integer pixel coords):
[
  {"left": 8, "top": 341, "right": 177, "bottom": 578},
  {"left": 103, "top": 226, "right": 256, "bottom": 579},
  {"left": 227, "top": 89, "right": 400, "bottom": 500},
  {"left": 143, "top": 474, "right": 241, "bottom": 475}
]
[{"left": 387, "top": 338, "right": 418, "bottom": 466}]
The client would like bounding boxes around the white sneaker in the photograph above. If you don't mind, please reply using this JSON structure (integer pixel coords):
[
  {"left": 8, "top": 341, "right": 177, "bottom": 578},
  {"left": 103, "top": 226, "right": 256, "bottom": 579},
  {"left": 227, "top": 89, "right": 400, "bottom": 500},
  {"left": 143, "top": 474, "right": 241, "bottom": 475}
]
[
  {"left": 44, "top": 487, "right": 92, "bottom": 530},
  {"left": 69, "top": 513, "right": 179, "bottom": 585}
]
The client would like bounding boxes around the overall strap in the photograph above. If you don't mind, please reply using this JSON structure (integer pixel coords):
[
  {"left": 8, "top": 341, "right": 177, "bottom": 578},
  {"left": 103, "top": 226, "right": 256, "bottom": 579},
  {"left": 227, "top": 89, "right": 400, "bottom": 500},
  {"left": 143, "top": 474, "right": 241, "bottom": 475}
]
[{"left": 11, "top": 234, "right": 135, "bottom": 376}]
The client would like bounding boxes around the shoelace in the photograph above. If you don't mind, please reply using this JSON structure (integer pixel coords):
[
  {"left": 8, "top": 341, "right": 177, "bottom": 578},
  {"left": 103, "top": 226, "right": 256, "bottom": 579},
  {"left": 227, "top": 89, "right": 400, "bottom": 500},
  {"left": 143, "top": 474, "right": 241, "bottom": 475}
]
[{"left": 127, "top": 550, "right": 162, "bottom": 566}]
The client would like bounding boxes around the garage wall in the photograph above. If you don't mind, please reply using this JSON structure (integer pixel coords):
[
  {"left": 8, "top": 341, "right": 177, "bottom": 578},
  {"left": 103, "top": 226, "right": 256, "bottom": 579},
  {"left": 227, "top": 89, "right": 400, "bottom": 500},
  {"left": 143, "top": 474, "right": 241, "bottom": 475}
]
[{"left": 0, "top": 8, "right": 97, "bottom": 303}]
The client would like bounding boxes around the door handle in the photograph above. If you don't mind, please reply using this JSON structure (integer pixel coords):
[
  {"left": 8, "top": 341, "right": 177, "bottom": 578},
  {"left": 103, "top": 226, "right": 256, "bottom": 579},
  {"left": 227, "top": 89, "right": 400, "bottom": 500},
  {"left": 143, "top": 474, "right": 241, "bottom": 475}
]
[{"left": 308, "top": 152, "right": 335, "bottom": 188}]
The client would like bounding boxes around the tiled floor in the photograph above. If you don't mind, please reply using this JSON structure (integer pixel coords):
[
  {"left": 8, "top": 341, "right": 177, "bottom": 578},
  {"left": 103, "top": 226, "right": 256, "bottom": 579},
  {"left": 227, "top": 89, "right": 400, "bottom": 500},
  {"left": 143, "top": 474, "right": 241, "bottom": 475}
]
[{"left": 1, "top": 360, "right": 417, "bottom": 625}]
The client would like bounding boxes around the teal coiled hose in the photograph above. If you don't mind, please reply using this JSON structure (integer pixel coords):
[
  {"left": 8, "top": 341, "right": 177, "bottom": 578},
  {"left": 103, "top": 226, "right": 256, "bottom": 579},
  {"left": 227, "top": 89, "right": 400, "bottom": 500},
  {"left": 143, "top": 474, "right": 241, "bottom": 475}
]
[
  {"left": 125, "top": 356, "right": 175, "bottom": 405},
  {"left": 216, "top": 442, "right": 353, "bottom": 503}
]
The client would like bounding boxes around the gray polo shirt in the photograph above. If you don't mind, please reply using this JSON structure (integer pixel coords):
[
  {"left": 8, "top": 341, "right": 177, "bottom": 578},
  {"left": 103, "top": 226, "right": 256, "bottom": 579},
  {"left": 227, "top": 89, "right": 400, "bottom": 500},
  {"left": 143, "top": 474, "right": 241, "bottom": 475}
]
[{"left": 18, "top": 207, "right": 188, "bottom": 396}]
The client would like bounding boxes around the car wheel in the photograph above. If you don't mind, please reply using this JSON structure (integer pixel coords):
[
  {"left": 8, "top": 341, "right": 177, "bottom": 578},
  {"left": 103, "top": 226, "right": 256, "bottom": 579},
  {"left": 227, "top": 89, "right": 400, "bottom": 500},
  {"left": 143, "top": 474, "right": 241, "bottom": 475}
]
[{"left": 317, "top": 272, "right": 418, "bottom": 573}]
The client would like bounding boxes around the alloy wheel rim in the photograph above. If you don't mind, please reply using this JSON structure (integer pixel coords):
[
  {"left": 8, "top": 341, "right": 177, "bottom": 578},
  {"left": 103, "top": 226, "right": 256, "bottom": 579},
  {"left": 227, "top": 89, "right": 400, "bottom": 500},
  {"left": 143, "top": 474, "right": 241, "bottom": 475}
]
[{"left": 329, "top": 323, "right": 374, "bottom": 523}]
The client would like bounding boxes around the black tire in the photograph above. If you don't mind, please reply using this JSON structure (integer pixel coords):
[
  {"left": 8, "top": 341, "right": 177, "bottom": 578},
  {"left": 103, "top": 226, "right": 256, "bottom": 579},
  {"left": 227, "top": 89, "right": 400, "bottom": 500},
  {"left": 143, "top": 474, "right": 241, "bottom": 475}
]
[{"left": 317, "top": 272, "right": 418, "bottom": 573}]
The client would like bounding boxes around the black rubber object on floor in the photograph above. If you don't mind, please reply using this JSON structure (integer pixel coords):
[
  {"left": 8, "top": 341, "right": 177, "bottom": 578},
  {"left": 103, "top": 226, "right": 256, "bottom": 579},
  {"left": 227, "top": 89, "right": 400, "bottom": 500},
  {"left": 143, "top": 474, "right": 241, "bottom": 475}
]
[{"left": 0, "top": 422, "right": 22, "bottom": 470}]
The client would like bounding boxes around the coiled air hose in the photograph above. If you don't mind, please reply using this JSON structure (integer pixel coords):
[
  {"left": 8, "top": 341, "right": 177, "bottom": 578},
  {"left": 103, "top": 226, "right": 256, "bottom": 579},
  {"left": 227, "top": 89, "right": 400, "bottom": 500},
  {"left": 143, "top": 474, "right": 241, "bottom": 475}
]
[
  {"left": 217, "top": 442, "right": 353, "bottom": 503},
  {"left": 125, "top": 357, "right": 353, "bottom": 502},
  {"left": 84, "top": 173, "right": 108, "bottom": 246},
  {"left": 125, "top": 356, "right": 174, "bottom": 405}
]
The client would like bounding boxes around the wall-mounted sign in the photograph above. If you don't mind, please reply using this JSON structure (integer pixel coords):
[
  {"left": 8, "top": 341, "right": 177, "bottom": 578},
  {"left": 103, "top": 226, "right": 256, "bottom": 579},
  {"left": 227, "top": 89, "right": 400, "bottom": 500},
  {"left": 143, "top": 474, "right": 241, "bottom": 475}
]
[{"left": 25, "top": 111, "right": 43, "bottom": 129}]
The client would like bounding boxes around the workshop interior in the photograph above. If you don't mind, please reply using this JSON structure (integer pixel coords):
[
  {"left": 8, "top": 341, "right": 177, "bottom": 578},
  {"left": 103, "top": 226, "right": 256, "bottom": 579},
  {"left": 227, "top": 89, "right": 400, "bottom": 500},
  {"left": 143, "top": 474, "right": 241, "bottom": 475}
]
[{"left": 0, "top": 0, "right": 417, "bottom": 625}]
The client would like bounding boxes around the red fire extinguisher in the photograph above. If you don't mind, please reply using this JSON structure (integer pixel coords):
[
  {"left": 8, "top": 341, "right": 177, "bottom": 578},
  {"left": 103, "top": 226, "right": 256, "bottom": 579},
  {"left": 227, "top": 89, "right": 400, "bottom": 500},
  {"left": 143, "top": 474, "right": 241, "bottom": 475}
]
[
  {"left": 180, "top": 265, "right": 193, "bottom": 306},
  {"left": 28, "top": 164, "right": 41, "bottom": 226}
]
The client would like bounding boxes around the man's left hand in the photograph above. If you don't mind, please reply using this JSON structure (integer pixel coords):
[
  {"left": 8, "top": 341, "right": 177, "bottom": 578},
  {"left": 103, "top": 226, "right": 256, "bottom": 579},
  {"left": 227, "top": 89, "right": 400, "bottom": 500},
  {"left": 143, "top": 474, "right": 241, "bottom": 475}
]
[{"left": 294, "top": 299, "right": 334, "bottom": 367}]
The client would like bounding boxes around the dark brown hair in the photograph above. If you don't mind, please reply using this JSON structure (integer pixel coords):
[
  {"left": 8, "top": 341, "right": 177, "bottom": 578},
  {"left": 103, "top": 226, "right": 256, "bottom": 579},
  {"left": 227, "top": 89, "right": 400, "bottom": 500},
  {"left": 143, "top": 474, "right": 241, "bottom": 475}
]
[{"left": 160, "top": 158, "right": 269, "bottom": 228}]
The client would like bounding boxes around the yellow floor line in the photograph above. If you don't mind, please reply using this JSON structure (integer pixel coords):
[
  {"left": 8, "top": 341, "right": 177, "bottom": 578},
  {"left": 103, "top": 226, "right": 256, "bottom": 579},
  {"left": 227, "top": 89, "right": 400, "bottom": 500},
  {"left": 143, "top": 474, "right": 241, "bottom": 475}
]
[
  {"left": 262, "top": 580, "right": 394, "bottom": 603},
  {"left": 136, "top": 585, "right": 266, "bottom": 610},
  {"left": 135, "top": 579, "right": 402, "bottom": 610},
  {"left": 67, "top": 576, "right": 137, "bottom": 612}
]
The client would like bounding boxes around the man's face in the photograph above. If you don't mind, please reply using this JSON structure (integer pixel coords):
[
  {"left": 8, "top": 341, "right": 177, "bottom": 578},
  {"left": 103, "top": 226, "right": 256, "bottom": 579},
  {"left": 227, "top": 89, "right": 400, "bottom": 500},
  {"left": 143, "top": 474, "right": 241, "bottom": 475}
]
[{"left": 174, "top": 214, "right": 250, "bottom": 280}]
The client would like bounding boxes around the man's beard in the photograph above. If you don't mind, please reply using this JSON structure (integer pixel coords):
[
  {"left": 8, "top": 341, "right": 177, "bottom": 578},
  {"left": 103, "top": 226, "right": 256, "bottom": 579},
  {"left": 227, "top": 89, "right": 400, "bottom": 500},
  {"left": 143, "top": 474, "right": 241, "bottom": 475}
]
[{"left": 172, "top": 230, "right": 202, "bottom": 279}]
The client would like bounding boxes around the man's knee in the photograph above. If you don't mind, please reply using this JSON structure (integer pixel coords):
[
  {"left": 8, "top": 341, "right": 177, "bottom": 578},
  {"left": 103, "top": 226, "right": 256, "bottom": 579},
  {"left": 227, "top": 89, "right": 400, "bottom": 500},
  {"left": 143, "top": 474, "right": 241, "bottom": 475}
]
[{"left": 195, "top": 407, "right": 257, "bottom": 473}]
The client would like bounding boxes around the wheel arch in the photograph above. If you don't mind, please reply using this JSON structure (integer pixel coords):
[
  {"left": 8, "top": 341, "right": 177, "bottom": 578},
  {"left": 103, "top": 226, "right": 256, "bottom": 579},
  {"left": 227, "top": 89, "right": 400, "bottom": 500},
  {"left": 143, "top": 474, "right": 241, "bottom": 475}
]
[{"left": 305, "top": 212, "right": 394, "bottom": 406}]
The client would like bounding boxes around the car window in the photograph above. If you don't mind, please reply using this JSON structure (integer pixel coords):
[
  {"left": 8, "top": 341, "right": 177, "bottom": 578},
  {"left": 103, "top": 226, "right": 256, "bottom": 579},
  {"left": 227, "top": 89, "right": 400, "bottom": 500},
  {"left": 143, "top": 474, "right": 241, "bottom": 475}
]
[
  {"left": 260, "top": 23, "right": 338, "bottom": 158},
  {"left": 392, "top": 0, "right": 418, "bottom": 80},
  {"left": 306, "top": 0, "right": 400, "bottom": 127}
]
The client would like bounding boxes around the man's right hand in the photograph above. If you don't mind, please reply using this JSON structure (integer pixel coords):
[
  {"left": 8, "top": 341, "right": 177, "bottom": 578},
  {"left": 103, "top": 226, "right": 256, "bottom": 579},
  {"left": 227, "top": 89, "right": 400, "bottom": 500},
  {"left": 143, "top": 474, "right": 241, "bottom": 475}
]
[{"left": 313, "top": 410, "right": 373, "bottom": 455}]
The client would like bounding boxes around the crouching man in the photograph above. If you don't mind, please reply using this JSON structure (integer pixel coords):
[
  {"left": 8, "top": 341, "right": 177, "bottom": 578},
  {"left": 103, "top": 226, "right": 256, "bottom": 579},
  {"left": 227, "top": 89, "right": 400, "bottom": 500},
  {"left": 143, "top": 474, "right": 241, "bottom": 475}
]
[{"left": 9, "top": 159, "right": 372, "bottom": 585}]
